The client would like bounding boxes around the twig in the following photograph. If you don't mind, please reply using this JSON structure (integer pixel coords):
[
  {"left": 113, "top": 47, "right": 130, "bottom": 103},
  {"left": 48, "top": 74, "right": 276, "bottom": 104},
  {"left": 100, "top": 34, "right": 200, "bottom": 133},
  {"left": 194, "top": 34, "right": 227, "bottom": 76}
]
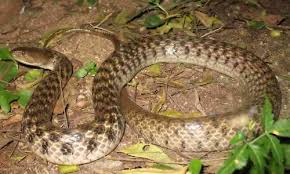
[
  {"left": 94, "top": 13, "right": 113, "bottom": 28},
  {"left": 106, "top": 156, "right": 189, "bottom": 165},
  {"left": 58, "top": 72, "right": 69, "bottom": 128},
  {"left": 201, "top": 25, "right": 225, "bottom": 38}
]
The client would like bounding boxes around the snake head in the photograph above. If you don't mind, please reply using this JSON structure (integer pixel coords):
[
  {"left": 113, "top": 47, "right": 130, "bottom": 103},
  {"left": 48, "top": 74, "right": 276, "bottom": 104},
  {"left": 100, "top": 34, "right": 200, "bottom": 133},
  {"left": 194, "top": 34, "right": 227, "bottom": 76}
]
[{"left": 11, "top": 47, "right": 59, "bottom": 70}]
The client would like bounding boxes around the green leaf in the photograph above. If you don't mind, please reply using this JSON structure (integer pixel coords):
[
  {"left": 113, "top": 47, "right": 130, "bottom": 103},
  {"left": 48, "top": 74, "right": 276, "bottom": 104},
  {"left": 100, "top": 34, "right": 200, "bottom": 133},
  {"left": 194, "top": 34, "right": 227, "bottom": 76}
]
[
  {"left": 74, "top": 68, "right": 88, "bottom": 78},
  {"left": 0, "top": 48, "right": 12, "bottom": 60},
  {"left": 151, "top": 163, "right": 175, "bottom": 170},
  {"left": 282, "top": 144, "right": 290, "bottom": 168},
  {"left": 17, "top": 90, "right": 32, "bottom": 108},
  {"left": 262, "top": 96, "right": 274, "bottom": 131},
  {"left": 148, "top": 0, "right": 160, "bottom": 5},
  {"left": 247, "top": 20, "right": 266, "bottom": 29},
  {"left": 114, "top": 10, "right": 130, "bottom": 25},
  {"left": 218, "top": 145, "right": 249, "bottom": 174},
  {"left": 230, "top": 131, "right": 245, "bottom": 145},
  {"left": 119, "top": 143, "right": 173, "bottom": 163},
  {"left": 0, "top": 90, "right": 19, "bottom": 113},
  {"left": 267, "top": 134, "right": 284, "bottom": 165},
  {"left": 58, "top": 165, "right": 79, "bottom": 174},
  {"left": 188, "top": 159, "right": 202, "bottom": 174},
  {"left": 86, "top": 0, "right": 96, "bottom": 6},
  {"left": 254, "top": 135, "right": 271, "bottom": 155},
  {"left": 270, "top": 119, "right": 290, "bottom": 137},
  {"left": 269, "top": 160, "right": 284, "bottom": 174},
  {"left": 248, "top": 144, "right": 266, "bottom": 174},
  {"left": 11, "top": 155, "right": 26, "bottom": 162},
  {"left": 0, "top": 60, "right": 18, "bottom": 89},
  {"left": 144, "top": 15, "right": 165, "bottom": 29},
  {"left": 76, "top": 0, "right": 84, "bottom": 6},
  {"left": 24, "top": 69, "right": 43, "bottom": 82},
  {"left": 270, "top": 30, "right": 281, "bottom": 38},
  {"left": 147, "top": 64, "right": 161, "bottom": 76},
  {"left": 74, "top": 61, "right": 97, "bottom": 78},
  {"left": 249, "top": 167, "right": 259, "bottom": 174}
]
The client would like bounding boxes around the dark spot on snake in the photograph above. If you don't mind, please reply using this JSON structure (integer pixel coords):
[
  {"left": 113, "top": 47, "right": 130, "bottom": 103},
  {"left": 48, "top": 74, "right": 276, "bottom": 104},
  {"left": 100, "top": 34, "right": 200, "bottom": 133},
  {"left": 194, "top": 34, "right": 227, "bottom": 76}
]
[
  {"left": 197, "top": 141, "right": 202, "bottom": 149},
  {"left": 22, "top": 120, "right": 33, "bottom": 130},
  {"left": 179, "top": 40, "right": 186, "bottom": 47},
  {"left": 120, "top": 67, "right": 127, "bottom": 77},
  {"left": 165, "top": 39, "right": 171, "bottom": 45},
  {"left": 99, "top": 67, "right": 110, "bottom": 74},
  {"left": 239, "top": 66, "right": 246, "bottom": 74},
  {"left": 164, "top": 139, "right": 169, "bottom": 146},
  {"left": 215, "top": 141, "right": 220, "bottom": 147},
  {"left": 108, "top": 115, "right": 116, "bottom": 124},
  {"left": 174, "top": 129, "right": 179, "bottom": 136},
  {"left": 184, "top": 46, "right": 190, "bottom": 55},
  {"left": 148, "top": 132, "right": 154, "bottom": 142},
  {"left": 153, "top": 39, "right": 161, "bottom": 46},
  {"left": 156, "top": 125, "right": 162, "bottom": 132},
  {"left": 94, "top": 125, "right": 106, "bottom": 134},
  {"left": 118, "top": 58, "right": 125, "bottom": 67},
  {"left": 221, "top": 47, "right": 228, "bottom": 56},
  {"left": 118, "top": 117, "right": 124, "bottom": 130},
  {"left": 41, "top": 139, "right": 49, "bottom": 154},
  {"left": 140, "top": 51, "right": 147, "bottom": 61},
  {"left": 112, "top": 65, "right": 118, "bottom": 74},
  {"left": 28, "top": 134, "right": 35, "bottom": 143},
  {"left": 96, "top": 114, "right": 106, "bottom": 124},
  {"left": 207, "top": 52, "right": 212, "bottom": 60},
  {"left": 221, "top": 126, "right": 228, "bottom": 136},
  {"left": 35, "top": 128, "right": 44, "bottom": 137},
  {"left": 211, "top": 117, "right": 219, "bottom": 128},
  {"left": 241, "top": 51, "right": 249, "bottom": 60},
  {"left": 180, "top": 122, "right": 186, "bottom": 128},
  {"left": 233, "top": 62, "right": 239, "bottom": 69},
  {"left": 105, "top": 57, "right": 115, "bottom": 65},
  {"left": 181, "top": 140, "right": 186, "bottom": 149},
  {"left": 202, "top": 43, "right": 209, "bottom": 50},
  {"left": 205, "top": 130, "right": 210, "bottom": 137},
  {"left": 161, "top": 46, "right": 166, "bottom": 56},
  {"left": 151, "top": 49, "right": 157, "bottom": 57},
  {"left": 232, "top": 50, "right": 239, "bottom": 58},
  {"left": 106, "top": 128, "right": 116, "bottom": 142},
  {"left": 214, "top": 54, "right": 220, "bottom": 62},
  {"left": 196, "top": 48, "right": 201, "bottom": 57},
  {"left": 61, "top": 143, "right": 73, "bottom": 155},
  {"left": 87, "top": 139, "right": 98, "bottom": 152},
  {"left": 224, "top": 55, "right": 230, "bottom": 64}
]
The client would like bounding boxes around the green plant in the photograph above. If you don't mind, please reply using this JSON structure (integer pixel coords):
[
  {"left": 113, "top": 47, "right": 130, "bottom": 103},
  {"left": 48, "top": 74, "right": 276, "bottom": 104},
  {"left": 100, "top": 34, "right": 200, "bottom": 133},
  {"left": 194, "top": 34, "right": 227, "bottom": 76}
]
[
  {"left": 0, "top": 48, "right": 35, "bottom": 113},
  {"left": 217, "top": 97, "right": 290, "bottom": 174}
]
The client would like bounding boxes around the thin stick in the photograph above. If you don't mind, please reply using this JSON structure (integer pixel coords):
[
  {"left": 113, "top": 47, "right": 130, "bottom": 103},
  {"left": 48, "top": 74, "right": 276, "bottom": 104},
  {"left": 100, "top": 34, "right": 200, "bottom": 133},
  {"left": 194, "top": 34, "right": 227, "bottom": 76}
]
[{"left": 201, "top": 25, "right": 224, "bottom": 38}]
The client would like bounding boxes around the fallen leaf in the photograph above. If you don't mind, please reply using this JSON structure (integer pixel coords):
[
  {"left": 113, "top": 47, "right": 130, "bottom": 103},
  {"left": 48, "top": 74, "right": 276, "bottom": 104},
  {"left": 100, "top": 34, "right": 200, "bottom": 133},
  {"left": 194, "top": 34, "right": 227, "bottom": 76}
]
[
  {"left": 152, "top": 88, "right": 166, "bottom": 113},
  {"left": 119, "top": 143, "right": 173, "bottom": 163},
  {"left": 121, "top": 166, "right": 188, "bottom": 174},
  {"left": 194, "top": 11, "right": 222, "bottom": 28}
]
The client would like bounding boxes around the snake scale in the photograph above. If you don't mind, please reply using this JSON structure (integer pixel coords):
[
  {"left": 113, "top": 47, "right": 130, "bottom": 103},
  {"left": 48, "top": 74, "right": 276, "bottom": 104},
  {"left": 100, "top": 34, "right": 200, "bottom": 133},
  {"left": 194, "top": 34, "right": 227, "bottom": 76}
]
[{"left": 12, "top": 31, "right": 281, "bottom": 164}]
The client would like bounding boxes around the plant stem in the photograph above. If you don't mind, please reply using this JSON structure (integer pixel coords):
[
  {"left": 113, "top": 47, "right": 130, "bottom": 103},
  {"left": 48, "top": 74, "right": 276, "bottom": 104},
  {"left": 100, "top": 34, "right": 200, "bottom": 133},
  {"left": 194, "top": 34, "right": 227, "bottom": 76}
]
[{"left": 156, "top": 4, "right": 168, "bottom": 16}]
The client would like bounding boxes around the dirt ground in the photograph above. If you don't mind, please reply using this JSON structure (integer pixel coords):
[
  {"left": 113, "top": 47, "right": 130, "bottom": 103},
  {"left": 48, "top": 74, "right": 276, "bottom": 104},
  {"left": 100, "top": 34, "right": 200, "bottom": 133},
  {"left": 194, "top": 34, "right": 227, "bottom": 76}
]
[{"left": 0, "top": 0, "right": 289, "bottom": 173}]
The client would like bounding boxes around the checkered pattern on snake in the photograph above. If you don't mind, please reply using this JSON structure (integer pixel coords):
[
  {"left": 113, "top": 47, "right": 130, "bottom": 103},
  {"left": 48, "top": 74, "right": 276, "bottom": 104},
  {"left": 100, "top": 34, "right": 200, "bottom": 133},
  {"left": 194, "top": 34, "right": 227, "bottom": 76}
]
[{"left": 12, "top": 33, "right": 281, "bottom": 164}]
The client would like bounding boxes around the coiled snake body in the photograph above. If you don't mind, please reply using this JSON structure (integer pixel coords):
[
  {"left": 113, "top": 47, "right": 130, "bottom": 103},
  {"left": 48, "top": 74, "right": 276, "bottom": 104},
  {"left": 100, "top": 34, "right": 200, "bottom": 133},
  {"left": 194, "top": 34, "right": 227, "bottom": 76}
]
[{"left": 12, "top": 33, "right": 281, "bottom": 164}]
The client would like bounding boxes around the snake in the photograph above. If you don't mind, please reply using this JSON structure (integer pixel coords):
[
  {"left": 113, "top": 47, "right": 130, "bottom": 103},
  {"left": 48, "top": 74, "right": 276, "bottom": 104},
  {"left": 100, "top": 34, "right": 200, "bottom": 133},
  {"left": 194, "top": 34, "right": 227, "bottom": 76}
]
[{"left": 11, "top": 31, "right": 281, "bottom": 165}]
